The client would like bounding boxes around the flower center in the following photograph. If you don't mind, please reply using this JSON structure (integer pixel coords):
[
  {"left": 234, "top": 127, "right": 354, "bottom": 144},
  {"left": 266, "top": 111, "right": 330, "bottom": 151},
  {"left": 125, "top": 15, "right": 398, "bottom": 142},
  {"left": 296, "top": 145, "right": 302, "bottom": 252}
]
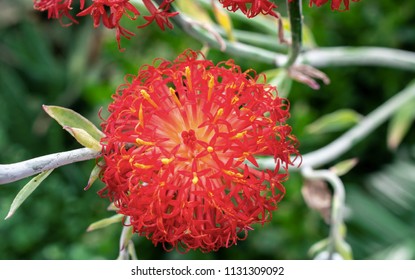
[{"left": 181, "top": 129, "right": 197, "bottom": 149}]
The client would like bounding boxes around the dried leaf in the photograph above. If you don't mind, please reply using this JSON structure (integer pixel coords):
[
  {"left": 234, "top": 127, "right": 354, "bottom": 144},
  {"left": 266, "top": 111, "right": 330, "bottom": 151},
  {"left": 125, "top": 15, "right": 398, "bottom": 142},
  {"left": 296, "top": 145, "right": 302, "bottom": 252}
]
[{"left": 302, "top": 179, "right": 332, "bottom": 223}]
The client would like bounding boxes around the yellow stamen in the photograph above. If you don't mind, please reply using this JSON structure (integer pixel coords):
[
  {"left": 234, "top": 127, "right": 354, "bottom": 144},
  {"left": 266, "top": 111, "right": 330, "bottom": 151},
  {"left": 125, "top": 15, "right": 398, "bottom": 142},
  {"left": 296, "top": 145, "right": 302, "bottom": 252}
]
[
  {"left": 207, "top": 146, "right": 214, "bottom": 153},
  {"left": 138, "top": 103, "right": 144, "bottom": 127},
  {"left": 185, "top": 66, "right": 193, "bottom": 91},
  {"left": 207, "top": 74, "right": 214, "bottom": 101},
  {"left": 192, "top": 172, "right": 199, "bottom": 184},
  {"left": 213, "top": 108, "right": 224, "bottom": 123},
  {"left": 231, "top": 96, "right": 239, "bottom": 105},
  {"left": 136, "top": 137, "right": 155, "bottom": 146},
  {"left": 223, "top": 169, "right": 244, "bottom": 178},
  {"left": 169, "top": 87, "right": 181, "bottom": 107},
  {"left": 140, "top": 89, "right": 158, "bottom": 108},
  {"left": 231, "top": 130, "right": 247, "bottom": 139},
  {"left": 161, "top": 157, "right": 174, "bottom": 165},
  {"left": 133, "top": 163, "right": 153, "bottom": 169}
]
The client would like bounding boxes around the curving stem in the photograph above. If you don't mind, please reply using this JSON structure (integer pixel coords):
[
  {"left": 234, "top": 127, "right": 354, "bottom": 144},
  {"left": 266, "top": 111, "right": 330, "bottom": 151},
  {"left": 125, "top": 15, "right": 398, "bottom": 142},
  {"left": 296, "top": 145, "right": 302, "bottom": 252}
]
[{"left": 0, "top": 148, "right": 101, "bottom": 185}]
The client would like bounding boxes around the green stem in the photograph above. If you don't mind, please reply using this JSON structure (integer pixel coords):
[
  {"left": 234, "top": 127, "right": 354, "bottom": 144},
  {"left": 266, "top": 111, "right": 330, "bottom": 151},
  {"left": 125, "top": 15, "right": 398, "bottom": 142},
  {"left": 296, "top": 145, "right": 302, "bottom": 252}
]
[
  {"left": 301, "top": 167, "right": 347, "bottom": 259},
  {"left": 285, "top": 0, "right": 303, "bottom": 67}
]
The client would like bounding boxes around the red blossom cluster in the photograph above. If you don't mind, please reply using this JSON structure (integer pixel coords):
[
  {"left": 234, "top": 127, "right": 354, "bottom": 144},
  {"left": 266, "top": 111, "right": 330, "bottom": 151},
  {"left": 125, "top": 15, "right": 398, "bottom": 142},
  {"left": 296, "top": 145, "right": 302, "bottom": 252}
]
[
  {"left": 33, "top": 0, "right": 360, "bottom": 49},
  {"left": 99, "top": 50, "right": 299, "bottom": 252},
  {"left": 309, "top": 0, "right": 361, "bottom": 11},
  {"left": 33, "top": 0, "right": 178, "bottom": 50}
]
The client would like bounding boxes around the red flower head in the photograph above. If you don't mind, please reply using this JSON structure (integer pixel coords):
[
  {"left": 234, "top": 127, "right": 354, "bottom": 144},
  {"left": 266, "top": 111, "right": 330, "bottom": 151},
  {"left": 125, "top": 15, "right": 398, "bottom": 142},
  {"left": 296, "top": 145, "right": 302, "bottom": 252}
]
[
  {"left": 218, "top": 0, "right": 279, "bottom": 18},
  {"left": 309, "top": 0, "right": 361, "bottom": 11},
  {"left": 99, "top": 50, "right": 299, "bottom": 252},
  {"left": 33, "top": 0, "right": 178, "bottom": 50},
  {"left": 33, "top": 0, "right": 84, "bottom": 24}
]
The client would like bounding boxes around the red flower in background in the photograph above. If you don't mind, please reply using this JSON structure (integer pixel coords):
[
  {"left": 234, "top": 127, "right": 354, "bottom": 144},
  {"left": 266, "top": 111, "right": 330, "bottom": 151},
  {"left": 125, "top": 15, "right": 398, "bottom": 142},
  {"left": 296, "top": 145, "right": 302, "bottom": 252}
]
[
  {"left": 33, "top": 0, "right": 84, "bottom": 24},
  {"left": 99, "top": 50, "right": 299, "bottom": 252},
  {"left": 309, "top": 0, "right": 360, "bottom": 11},
  {"left": 32, "top": 0, "right": 177, "bottom": 50},
  {"left": 218, "top": 0, "right": 279, "bottom": 18}
]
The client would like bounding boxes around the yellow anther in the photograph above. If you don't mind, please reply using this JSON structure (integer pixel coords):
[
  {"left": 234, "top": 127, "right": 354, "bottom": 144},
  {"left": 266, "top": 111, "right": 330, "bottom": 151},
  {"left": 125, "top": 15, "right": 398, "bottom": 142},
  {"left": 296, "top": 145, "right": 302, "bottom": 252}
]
[
  {"left": 169, "top": 87, "right": 181, "bottom": 107},
  {"left": 213, "top": 108, "right": 224, "bottom": 123},
  {"left": 161, "top": 157, "right": 174, "bottom": 165},
  {"left": 207, "top": 74, "right": 214, "bottom": 101},
  {"left": 133, "top": 163, "right": 153, "bottom": 169},
  {"left": 135, "top": 137, "right": 155, "bottom": 146},
  {"left": 185, "top": 66, "right": 193, "bottom": 91},
  {"left": 138, "top": 103, "right": 144, "bottom": 127},
  {"left": 231, "top": 130, "right": 247, "bottom": 139},
  {"left": 140, "top": 89, "right": 158, "bottom": 108},
  {"left": 192, "top": 172, "right": 199, "bottom": 184},
  {"left": 207, "top": 146, "right": 214, "bottom": 153},
  {"left": 231, "top": 96, "right": 239, "bottom": 105},
  {"left": 223, "top": 169, "right": 244, "bottom": 178}
]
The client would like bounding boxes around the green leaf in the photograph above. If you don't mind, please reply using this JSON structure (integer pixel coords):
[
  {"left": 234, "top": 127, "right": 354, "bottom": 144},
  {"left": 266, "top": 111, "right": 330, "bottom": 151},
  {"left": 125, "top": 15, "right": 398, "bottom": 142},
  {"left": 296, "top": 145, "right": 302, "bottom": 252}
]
[
  {"left": 120, "top": 224, "right": 134, "bottom": 252},
  {"left": 84, "top": 163, "right": 102, "bottom": 191},
  {"left": 308, "top": 238, "right": 329, "bottom": 257},
  {"left": 127, "top": 240, "right": 138, "bottom": 260},
  {"left": 63, "top": 126, "right": 102, "bottom": 151},
  {"left": 86, "top": 214, "right": 124, "bottom": 232},
  {"left": 306, "top": 109, "right": 362, "bottom": 134},
  {"left": 5, "top": 169, "right": 54, "bottom": 220},
  {"left": 387, "top": 99, "right": 415, "bottom": 150},
  {"left": 330, "top": 158, "right": 359, "bottom": 176},
  {"left": 43, "top": 105, "right": 105, "bottom": 141}
]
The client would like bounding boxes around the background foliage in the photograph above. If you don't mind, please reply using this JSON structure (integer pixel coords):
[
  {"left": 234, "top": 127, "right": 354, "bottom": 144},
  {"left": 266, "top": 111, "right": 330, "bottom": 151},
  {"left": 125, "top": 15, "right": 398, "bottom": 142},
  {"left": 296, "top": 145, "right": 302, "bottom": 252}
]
[{"left": 0, "top": 0, "right": 415, "bottom": 260}]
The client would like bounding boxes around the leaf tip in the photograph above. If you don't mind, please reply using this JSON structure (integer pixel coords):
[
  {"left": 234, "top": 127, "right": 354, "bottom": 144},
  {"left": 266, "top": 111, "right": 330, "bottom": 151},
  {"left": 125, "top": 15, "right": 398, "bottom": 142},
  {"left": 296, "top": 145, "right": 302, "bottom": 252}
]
[{"left": 4, "top": 211, "right": 13, "bottom": 220}]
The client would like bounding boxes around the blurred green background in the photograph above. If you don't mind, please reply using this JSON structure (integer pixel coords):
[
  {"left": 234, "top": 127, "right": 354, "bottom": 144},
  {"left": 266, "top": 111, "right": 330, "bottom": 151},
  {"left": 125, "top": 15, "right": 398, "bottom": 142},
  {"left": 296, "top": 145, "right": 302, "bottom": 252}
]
[{"left": 0, "top": 0, "right": 415, "bottom": 260}]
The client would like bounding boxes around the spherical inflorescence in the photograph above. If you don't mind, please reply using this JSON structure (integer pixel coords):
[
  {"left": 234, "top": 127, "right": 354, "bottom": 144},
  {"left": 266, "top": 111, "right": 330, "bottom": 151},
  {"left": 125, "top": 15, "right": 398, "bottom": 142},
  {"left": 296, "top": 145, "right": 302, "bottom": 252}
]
[{"left": 99, "top": 50, "right": 299, "bottom": 252}]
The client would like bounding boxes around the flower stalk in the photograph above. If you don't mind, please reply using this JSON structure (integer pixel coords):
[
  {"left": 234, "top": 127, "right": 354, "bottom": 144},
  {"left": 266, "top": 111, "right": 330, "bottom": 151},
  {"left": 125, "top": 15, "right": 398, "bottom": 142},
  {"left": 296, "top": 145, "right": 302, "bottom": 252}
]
[
  {"left": 285, "top": 0, "right": 303, "bottom": 67},
  {"left": 0, "top": 148, "right": 100, "bottom": 185}
]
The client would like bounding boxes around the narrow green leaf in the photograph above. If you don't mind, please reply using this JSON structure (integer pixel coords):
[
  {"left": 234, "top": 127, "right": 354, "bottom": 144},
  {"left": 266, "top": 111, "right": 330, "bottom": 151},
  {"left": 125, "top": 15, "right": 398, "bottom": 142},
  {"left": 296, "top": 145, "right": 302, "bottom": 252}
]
[
  {"left": 336, "top": 239, "right": 353, "bottom": 260},
  {"left": 330, "top": 158, "right": 359, "bottom": 177},
  {"left": 86, "top": 214, "right": 124, "bottom": 232},
  {"left": 387, "top": 99, "right": 415, "bottom": 150},
  {"left": 308, "top": 238, "right": 329, "bottom": 257},
  {"left": 120, "top": 224, "right": 134, "bottom": 251},
  {"left": 84, "top": 163, "right": 102, "bottom": 191},
  {"left": 43, "top": 105, "right": 105, "bottom": 141},
  {"left": 5, "top": 169, "right": 54, "bottom": 220},
  {"left": 306, "top": 109, "right": 362, "bottom": 134},
  {"left": 63, "top": 126, "right": 102, "bottom": 151},
  {"left": 127, "top": 241, "right": 138, "bottom": 260}
]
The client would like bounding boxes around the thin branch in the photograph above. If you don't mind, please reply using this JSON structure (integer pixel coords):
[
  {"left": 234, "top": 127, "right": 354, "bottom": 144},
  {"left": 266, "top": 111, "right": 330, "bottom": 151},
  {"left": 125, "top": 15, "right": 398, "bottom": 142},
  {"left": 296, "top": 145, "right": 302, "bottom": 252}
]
[
  {"left": 257, "top": 80, "right": 415, "bottom": 170},
  {"left": 0, "top": 148, "right": 101, "bottom": 185},
  {"left": 301, "top": 47, "right": 415, "bottom": 71}
]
